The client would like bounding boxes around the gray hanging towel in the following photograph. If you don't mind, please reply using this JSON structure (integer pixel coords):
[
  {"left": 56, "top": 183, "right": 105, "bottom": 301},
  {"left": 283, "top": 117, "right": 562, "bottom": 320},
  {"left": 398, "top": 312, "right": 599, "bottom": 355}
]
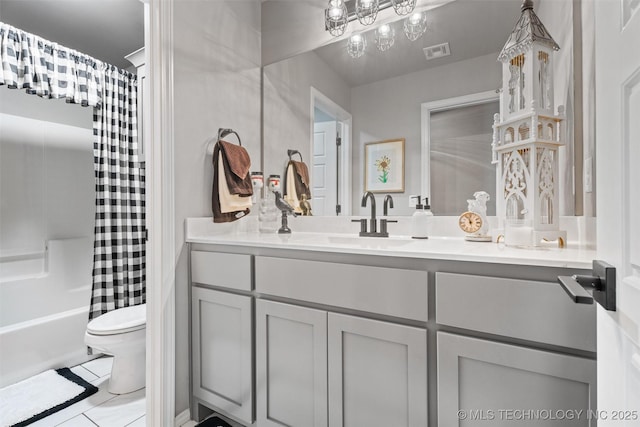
[{"left": 212, "top": 140, "right": 253, "bottom": 223}]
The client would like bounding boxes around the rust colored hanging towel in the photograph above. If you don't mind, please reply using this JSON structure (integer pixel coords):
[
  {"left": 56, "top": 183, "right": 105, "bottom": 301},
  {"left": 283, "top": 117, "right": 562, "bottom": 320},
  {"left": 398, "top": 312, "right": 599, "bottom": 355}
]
[{"left": 212, "top": 140, "right": 253, "bottom": 223}]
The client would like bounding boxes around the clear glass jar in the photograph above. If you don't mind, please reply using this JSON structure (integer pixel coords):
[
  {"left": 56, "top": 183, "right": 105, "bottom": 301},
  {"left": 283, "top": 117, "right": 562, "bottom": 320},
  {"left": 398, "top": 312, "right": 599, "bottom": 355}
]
[{"left": 259, "top": 175, "right": 281, "bottom": 233}]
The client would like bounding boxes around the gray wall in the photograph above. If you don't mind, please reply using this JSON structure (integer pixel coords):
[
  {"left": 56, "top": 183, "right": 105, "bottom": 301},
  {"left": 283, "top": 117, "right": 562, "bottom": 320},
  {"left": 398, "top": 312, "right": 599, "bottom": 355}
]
[
  {"left": 263, "top": 50, "right": 351, "bottom": 179},
  {"left": 173, "top": 0, "right": 262, "bottom": 415},
  {"left": 350, "top": 52, "right": 501, "bottom": 216},
  {"left": 536, "top": 0, "right": 576, "bottom": 216},
  {"left": 0, "top": 87, "right": 93, "bottom": 129}
]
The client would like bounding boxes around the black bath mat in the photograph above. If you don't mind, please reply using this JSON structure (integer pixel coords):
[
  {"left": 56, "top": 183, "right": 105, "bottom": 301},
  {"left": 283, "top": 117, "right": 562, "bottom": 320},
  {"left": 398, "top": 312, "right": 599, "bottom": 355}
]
[{"left": 196, "top": 415, "right": 234, "bottom": 427}]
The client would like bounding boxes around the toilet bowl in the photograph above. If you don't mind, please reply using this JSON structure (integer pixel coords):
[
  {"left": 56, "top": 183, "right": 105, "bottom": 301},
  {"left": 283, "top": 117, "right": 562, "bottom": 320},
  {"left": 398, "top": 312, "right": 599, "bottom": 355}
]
[{"left": 85, "top": 303, "right": 146, "bottom": 394}]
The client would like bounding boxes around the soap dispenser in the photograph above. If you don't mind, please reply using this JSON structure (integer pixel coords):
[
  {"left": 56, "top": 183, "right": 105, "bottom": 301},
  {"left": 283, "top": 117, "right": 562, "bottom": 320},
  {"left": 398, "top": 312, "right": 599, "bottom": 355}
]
[{"left": 411, "top": 196, "right": 433, "bottom": 239}]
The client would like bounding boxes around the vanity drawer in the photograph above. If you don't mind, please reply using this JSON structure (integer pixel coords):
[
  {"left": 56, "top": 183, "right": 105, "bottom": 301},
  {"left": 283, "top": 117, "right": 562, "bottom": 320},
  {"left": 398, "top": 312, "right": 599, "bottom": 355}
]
[
  {"left": 255, "top": 256, "right": 428, "bottom": 321},
  {"left": 435, "top": 272, "right": 596, "bottom": 352},
  {"left": 191, "top": 251, "right": 252, "bottom": 291}
]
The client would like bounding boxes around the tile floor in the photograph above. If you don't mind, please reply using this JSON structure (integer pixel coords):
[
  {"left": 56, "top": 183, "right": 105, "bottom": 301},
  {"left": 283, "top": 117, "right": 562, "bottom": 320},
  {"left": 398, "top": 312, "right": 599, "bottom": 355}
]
[
  {"left": 31, "top": 356, "right": 146, "bottom": 427},
  {"left": 28, "top": 357, "right": 208, "bottom": 427}
]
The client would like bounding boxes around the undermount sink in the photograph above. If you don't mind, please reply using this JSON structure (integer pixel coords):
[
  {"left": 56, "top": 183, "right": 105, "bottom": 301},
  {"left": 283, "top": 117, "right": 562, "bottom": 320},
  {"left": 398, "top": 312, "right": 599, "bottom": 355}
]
[
  {"left": 326, "top": 235, "right": 413, "bottom": 248},
  {"left": 265, "top": 232, "right": 415, "bottom": 248}
]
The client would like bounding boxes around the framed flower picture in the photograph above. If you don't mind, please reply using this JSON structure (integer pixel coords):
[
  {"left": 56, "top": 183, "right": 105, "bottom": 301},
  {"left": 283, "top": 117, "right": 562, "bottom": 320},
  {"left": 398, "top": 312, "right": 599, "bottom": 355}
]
[{"left": 364, "top": 138, "right": 405, "bottom": 193}]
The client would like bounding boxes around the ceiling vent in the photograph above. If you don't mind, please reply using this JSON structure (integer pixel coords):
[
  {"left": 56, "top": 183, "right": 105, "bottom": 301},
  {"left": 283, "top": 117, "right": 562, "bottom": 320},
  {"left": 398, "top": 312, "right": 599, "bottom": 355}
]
[{"left": 423, "top": 42, "right": 451, "bottom": 60}]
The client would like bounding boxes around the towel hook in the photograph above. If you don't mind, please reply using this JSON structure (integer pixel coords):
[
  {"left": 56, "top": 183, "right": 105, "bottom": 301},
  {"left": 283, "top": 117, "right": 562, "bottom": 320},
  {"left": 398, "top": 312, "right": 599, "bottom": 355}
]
[
  {"left": 287, "top": 149, "right": 303, "bottom": 161},
  {"left": 217, "top": 128, "right": 242, "bottom": 146}
]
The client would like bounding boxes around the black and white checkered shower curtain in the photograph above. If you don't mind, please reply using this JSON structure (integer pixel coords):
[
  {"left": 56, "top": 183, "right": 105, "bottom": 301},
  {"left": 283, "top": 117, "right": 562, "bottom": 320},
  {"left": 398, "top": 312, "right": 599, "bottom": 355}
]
[{"left": 89, "top": 65, "right": 145, "bottom": 321}]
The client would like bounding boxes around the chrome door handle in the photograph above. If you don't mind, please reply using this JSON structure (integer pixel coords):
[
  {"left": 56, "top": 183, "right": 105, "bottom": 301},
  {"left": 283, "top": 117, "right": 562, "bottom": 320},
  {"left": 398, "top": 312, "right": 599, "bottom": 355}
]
[{"left": 557, "top": 260, "right": 616, "bottom": 311}]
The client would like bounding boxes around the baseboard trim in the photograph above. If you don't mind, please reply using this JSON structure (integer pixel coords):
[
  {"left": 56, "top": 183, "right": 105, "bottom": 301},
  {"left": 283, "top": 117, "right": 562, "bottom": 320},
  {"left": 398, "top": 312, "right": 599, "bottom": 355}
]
[{"left": 174, "top": 409, "right": 191, "bottom": 427}]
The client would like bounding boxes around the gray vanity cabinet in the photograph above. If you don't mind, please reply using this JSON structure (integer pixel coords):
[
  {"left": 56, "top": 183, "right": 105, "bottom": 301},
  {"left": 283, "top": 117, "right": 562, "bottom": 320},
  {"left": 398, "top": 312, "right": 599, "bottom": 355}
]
[
  {"left": 328, "top": 313, "right": 428, "bottom": 427},
  {"left": 190, "top": 247, "right": 596, "bottom": 427},
  {"left": 191, "top": 250, "right": 254, "bottom": 425},
  {"left": 435, "top": 272, "right": 596, "bottom": 352},
  {"left": 191, "top": 287, "right": 253, "bottom": 424},
  {"left": 256, "top": 300, "right": 328, "bottom": 427},
  {"left": 254, "top": 255, "right": 429, "bottom": 426},
  {"left": 435, "top": 272, "right": 596, "bottom": 427},
  {"left": 437, "top": 332, "right": 596, "bottom": 427},
  {"left": 255, "top": 300, "right": 428, "bottom": 427}
]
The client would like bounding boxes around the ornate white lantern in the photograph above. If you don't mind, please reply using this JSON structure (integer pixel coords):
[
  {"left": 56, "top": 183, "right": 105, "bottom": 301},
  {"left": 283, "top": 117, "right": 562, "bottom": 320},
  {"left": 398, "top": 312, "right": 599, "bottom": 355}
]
[{"left": 492, "top": 0, "right": 566, "bottom": 246}]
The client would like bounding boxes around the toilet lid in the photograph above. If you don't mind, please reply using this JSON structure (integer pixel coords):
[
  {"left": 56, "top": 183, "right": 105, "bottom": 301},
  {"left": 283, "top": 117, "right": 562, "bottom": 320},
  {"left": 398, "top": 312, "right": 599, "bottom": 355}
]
[{"left": 87, "top": 303, "right": 146, "bottom": 335}]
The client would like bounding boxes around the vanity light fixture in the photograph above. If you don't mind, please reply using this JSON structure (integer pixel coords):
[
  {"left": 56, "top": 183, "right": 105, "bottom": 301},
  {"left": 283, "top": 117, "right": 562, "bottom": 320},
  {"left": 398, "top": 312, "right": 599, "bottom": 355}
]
[
  {"left": 403, "top": 11, "right": 427, "bottom": 41},
  {"left": 391, "top": 0, "right": 417, "bottom": 15},
  {"left": 375, "top": 24, "right": 395, "bottom": 51},
  {"left": 325, "top": 0, "right": 349, "bottom": 36},
  {"left": 347, "top": 33, "right": 367, "bottom": 58},
  {"left": 325, "top": 0, "right": 418, "bottom": 36},
  {"left": 356, "top": 0, "right": 379, "bottom": 25}
]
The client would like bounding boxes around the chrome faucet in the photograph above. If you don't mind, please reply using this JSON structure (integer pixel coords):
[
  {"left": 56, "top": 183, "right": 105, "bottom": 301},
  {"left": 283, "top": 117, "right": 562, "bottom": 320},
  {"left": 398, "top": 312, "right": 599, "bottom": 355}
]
[
  {"left": 361, "top": 191, "right": 377, "bottom": 233},
  {"left": 383, "top": 195, "right": 394, "bottom": 216}
]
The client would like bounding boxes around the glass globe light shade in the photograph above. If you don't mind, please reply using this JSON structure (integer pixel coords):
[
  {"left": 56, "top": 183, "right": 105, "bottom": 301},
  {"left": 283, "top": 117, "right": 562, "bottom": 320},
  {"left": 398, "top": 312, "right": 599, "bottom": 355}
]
[
  {"left": 347, "top": 34, "right": 367, "bottom": 58},
  {"left": 325, "top": 0, "right": 348, "bottom": 36},
  {"left": 356, "top": 0, "right": 379, "bottom": 26},
  {"left": 391, "top": 0, "right": 417, "bottom": 16},
  {"left": 375, "top": 24, "right": 395, "bottom": 52},
  {"left": 403, "top": 12, "right": 428, "bottom": 41}
]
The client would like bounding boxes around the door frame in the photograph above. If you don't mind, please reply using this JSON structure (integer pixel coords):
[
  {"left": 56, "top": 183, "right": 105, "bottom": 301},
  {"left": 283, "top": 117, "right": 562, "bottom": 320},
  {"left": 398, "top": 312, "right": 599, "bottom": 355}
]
[
  {"left": 420, "top": 90, "right": 498, "bottom": 201},
  {"left": 146, "top": 0, "right": 176, "bottom": 424},
  {"left": 310, "top": 87, "right": 352, "bottom": 216}
]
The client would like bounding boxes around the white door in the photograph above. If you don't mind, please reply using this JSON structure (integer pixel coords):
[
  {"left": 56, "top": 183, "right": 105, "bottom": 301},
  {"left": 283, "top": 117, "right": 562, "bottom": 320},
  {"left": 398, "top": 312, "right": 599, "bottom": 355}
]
[
  {"left": 313, "top": 120, "right": 338, "bottom": 216},
  {"left": 595, "top": 0, "right": 640, "bottom": 422}
]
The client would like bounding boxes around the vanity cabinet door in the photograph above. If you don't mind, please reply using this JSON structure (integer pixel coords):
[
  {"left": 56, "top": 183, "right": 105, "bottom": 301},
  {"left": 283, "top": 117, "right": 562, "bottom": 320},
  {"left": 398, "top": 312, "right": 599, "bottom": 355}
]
[
  {"left": 437, "top": 332, "right": 596, "bottom": 427},
  {"left": 327, "top": 313, "right": 427, "bottom": 427},
  {"left": 192, "top": 287, "right": 253, "bottom": 425},
  {"left": 256, "top": 300, "right": 328, "bottom": 427}
]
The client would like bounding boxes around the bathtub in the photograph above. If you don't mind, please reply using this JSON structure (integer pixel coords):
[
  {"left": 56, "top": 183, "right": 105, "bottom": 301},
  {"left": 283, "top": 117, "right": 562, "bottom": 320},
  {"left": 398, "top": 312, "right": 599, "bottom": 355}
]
[{"left": 0, "top": 237, "right": 97, "bottom": 388}]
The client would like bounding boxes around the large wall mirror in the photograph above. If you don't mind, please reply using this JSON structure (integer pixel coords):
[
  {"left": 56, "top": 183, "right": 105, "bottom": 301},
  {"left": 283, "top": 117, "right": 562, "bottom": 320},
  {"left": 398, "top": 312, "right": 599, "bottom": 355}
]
[{"left": 262, "top": 0, "right": 584, "bottom": 217}]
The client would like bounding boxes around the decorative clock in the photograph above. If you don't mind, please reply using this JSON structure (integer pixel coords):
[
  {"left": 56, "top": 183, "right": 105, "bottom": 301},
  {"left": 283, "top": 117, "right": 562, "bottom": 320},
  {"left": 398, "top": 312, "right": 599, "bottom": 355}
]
[
  {"left": 459, "top": 211, "right": 483, "bottom": 234},
  {"left": 458, "top": 191, "right": 492, "bottom": 242}
]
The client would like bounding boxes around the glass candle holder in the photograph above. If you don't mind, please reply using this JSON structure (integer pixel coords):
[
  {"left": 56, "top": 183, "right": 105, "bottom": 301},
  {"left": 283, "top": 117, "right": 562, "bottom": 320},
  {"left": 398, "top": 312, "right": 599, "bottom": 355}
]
[{"left": 504, "top": 219, "right": 533, "bottom": 247}]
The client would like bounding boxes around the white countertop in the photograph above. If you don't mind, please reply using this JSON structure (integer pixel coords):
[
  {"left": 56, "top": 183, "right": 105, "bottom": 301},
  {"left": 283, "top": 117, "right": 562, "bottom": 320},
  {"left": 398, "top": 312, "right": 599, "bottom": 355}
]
[{"left": 186, "top": 217, "right": 596, "bottom": 269}]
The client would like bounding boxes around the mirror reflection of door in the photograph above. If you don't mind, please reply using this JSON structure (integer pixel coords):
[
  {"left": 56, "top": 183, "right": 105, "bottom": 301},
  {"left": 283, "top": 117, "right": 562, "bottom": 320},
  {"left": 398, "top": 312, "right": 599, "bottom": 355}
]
[
  {"left": 313, "top": 111, "right": 338, "bottom": 216},
  {"left": 430, "top": 100, "right": 499, "bottom": 216},
  {"left": 422, "top": 92, "right": 499, "bottom": 216},
  {"left": 311, "top": 88, "right": 352, "bottom": 216}
]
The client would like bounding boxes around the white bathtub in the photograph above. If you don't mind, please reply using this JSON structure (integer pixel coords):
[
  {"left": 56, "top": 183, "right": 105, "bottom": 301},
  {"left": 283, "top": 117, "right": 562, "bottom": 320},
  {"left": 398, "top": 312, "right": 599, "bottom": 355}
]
[{"left": 0, "top": 238, "right": 97, "bottom": 388}]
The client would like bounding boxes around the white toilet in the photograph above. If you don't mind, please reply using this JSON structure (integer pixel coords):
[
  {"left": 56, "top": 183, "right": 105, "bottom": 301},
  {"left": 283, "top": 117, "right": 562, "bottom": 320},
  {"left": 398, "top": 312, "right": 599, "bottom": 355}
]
[{"left": 85, "top": 303, "right": 146, "bottom": 394}]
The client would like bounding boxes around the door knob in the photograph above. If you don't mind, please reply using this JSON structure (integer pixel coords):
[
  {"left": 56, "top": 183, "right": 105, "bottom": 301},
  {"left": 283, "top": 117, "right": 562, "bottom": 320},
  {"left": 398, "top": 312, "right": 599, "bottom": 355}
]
[{"left": 557, "top": 260, "right": 616, "bottom": 311}]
